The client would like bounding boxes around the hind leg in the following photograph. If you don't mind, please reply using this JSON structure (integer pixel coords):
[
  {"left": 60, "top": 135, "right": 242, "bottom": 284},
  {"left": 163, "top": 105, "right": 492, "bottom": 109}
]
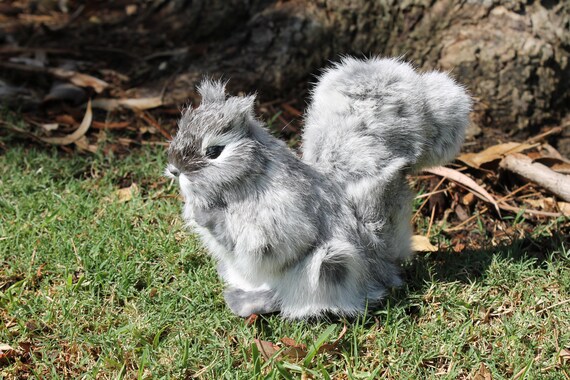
[{"left": 223, "top": 288, "right": 280, "bottom": 317}]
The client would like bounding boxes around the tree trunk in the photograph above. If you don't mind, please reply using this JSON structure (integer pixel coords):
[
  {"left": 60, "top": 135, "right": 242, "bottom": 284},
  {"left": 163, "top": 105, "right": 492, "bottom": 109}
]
[
  {"left": 2, "top": 0, "right": 569, "bottom": 143},
  {"left": 156, "top": 0, "right": 569, "bottom": 138}
]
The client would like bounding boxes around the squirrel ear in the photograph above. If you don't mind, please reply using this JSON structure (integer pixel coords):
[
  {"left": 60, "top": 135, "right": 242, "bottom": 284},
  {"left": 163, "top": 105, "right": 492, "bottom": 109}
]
[
  {"left": 239, "top": 95, "right": 256, "bottom": 116},
  {"left": 197, "top": 79, "right": 227, "bottom": 104}
]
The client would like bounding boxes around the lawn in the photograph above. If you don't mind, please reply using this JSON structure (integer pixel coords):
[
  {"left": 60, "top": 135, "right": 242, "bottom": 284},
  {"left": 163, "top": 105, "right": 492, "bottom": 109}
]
[{"left": 1, "top": 144, "right": 569, "bottom": 379}]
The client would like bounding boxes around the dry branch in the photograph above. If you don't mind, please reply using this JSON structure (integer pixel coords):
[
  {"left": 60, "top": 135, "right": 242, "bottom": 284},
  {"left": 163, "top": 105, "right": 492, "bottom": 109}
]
[{"left": 500, "top": 154, "right": 570, "bottom": 202}]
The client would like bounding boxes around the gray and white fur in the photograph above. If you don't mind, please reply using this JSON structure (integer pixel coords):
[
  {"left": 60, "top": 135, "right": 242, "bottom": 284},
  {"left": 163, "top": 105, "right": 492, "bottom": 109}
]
[{"left": 166, "top": 57, "right": 472, "bottom": 319}]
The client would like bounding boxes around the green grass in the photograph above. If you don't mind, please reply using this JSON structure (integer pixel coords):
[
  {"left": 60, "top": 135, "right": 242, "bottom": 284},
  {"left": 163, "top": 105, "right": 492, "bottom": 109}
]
[{"left": 1, "top": 145, "right": 569, "bottom": 379}]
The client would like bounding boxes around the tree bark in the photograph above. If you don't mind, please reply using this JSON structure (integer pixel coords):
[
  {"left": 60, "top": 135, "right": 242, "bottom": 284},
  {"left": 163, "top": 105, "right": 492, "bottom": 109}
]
[
  {"left": 2, "top": 0, "right": 569, "bottom": 140},
  {"left": 156, "top": 0, "right": 569, "bottom": 137}
]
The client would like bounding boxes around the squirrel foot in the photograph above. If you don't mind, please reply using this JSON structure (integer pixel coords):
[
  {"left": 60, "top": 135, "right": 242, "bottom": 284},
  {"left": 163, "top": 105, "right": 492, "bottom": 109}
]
[{"left": 223, "top": 287, "right": 280, "bottom": 317}]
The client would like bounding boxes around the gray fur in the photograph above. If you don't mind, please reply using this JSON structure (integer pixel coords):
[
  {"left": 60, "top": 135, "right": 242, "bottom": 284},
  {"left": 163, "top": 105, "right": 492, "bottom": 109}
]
[
  {"left": 224, "top": 288, "right": 279, "bottom": 317},
  {"left": 166, "top": 57, "right": 472, "bottom": 319}
]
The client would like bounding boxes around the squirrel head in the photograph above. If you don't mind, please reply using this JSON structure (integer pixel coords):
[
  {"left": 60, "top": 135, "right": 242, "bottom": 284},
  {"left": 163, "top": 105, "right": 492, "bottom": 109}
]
[{"left": 166, "top": 80, "right": 267, "bottom": 204}]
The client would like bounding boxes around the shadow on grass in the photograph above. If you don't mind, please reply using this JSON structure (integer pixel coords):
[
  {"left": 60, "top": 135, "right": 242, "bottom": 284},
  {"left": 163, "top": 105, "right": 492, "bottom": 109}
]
[
  {"left": 357, "top": 230, "right": 570, "bottom": 322},
  {"left": 402, "top": 231, "right": 569, "bottom": 288},
  {"left": 253, "top": 231, "right": 570, "bottom": 329}
]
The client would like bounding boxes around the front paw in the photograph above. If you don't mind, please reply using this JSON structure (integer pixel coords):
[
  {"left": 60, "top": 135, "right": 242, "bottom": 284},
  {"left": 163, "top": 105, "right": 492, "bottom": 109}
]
[{"left": 223, "top": 288, "right": 279, "bottom": 317}]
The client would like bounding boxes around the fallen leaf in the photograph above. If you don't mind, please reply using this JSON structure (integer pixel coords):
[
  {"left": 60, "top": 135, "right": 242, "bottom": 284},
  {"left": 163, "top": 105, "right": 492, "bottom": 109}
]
[
  {"left": 41, "top": 123, "right": 59, "bottom": 132},
  {"left": 558, "top": 202, "right": 570, "bottom": 217},
  {"left": 473, "top": 363, "right": 493, "bottom": 380},
  {"left": 55, "top": 114, "right": 76, "bottom": 125},
  {"left": 281, "top": 337, "right": 306, "bottom": 350},
  {"left": 282, "top": 346, "right": 307, "bottom": 361},
  {"left": 0, "top": 343, "right": 18, "bottom": 363},
  {"left": 453, "top": 242, "right": 466, "bottom": 253},
  {"left": 92, "top": 96, "right": 163, "bottom": 111},
  {"left": 560, "top": 348, "right": 570, "bottom": 364},
  {"left": 50, "top": 67, "right": 109, "bottom": 93},
  {"left": 524, "top": 197, "right": 557, "bottom": 211},
  {"left": 458, "top": 142, "right": 536, "bottom": 169},
  {"left": 424, "top": 166, "right": 501, "bottom": 216},
  {"left": 40, "top": 99, "right": 92, "bottom": 145},
  {"left": 92, "top": 120, "right": 131, "bottom": 129},
  {"left": 73, "top": 135, "right": 98, "bottom": 153},
  {"left": 245, "top": 313, "right": 258, "bottom": 326},
  {"left": 115, "top": 183, "right": 139, "bottom": 202},
  {"left": 411, "top": 235, "right": 438, "bottom": 252},
  {"left": 254, "top": 339, "right": 280, "bottom": 360},
  {"left": 0, "top": 343, "right": 14, "bottom": 352}
]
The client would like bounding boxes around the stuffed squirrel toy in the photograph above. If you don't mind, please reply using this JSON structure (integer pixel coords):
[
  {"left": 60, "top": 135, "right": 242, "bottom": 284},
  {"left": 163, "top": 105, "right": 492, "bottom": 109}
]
[{"left": 166, "top": 57, "right": 472, "bottom": 319}]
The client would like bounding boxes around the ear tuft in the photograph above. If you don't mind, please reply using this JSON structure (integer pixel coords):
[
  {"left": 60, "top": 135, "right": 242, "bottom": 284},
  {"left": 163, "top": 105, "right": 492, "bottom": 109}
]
[
  {"left": 239, "top": 95, "right": 256, "bottom": 115},
  {"left": 197, "top": 79, "right": 227, "bottom": 103}
]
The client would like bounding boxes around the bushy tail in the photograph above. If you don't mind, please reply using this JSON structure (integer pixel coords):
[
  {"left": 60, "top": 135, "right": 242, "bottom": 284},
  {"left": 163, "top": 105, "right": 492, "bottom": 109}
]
[
  {"left": 301, "top": 57, "right": 471, "bottom": 261},
  {"left": 302, "top": 56, "right": 472, "bottom": 182}
]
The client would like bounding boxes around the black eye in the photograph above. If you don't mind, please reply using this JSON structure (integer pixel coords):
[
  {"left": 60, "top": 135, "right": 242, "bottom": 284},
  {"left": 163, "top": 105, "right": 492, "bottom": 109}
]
[{"left": 205, "top": 145, "right": 224, "bottom": 159}]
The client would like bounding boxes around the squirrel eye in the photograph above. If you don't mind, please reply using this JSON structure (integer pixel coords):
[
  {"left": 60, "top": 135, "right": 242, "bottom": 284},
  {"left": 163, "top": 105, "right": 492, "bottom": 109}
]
[{"left": 205, "top": 145, "right": 225, "bottom": 159}]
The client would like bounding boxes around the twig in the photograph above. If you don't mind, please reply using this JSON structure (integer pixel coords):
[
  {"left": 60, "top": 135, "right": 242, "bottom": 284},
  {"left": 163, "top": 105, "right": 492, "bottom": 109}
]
[
  {"left": 426, "top": 206, "right": 436, "bottom": 239},
  {"left": 536, "top": 299, "right": 570, "bottom": 315},
  {"left": 498, "top": 203, "right": 562, "bottom": 218},
  {"left": 415, "top": 188, "right": 448, "bottom": 199},
  {"left": 500, "top": 153, "right": 570, "bottom": 202},
  {"left": 445, "top": 206, "right": 489, "bottom": 232},
  {"left": 525, "top": 123, "right": 569, "bottom": 144},
  {"left": 140, "top": 111, "right": 172, "bottom": 140},
  {"left": 496, "top": 183, "right": 532, "bottom": 203}
]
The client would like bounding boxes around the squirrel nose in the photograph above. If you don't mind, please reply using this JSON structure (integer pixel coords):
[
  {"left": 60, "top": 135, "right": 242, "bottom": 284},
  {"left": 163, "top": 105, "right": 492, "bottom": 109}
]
[{"left": 166, "top": 164, "right": 180, "bottom": 178}]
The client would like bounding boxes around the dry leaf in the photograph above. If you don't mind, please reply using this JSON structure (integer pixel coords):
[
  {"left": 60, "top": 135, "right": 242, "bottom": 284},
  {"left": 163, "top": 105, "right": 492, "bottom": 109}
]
[
  {"left": 40, "top": 99, "right": 92, "bottom": 145},
  {"left": 473, "top": 362, "right": 493, "bottom": 380},
  {"left": 458, "top": 142, "right": 536, "bottom": 169},
  {"left": 453, "top": 242, "right": 466, "bottom": 253},
  {"left": 41, "top": 123, "right": 59, "bottom": 131},
  {"left": 281, "top": 337, "right": 306, "bottom": 350},
  {"left": 245, "top": 313, "right": 258, "bottom": 326},
  {"left": 424, "top": 166, "right": 501, "bottom": 216},
  {"left": 115, "top": 183, "right": 139, "bottom": 202},
  {"left": 524, "top": 197, "right": 557, "bottom": 211},
  {"left": 92, "top": 97, "right": 163, "bottom": 111},
  {"left": 73, "top": 135, "right": 98, "bottom": 153},
  {"left": 411, "top": 235, "right": 438, "bottom": 252},
  {"left": 0, "top": 343, "right": 17, "bottom": 363},
  {"left": 282, "top": 346, "right": 308, "bottom": 361},
  {"left": 560, "top": 348, "right": 570, "bottom": 364},
  {"left": 254, "top": 339, "right": 280, "bottom": 360},
  {"left": 557, "top": 202, "right": 570, "bottom": 217},
  {"left": 50, "top": 68, "right": 109, "bottom": 93},
  {"left": 92, "top": 120, "right": 131, "bottom": 129},
  {"left": 280, "top": 338, "right": 308, "bottom": 360},
  {"left": 0, "top": 343, "right": 15, "bottom": 352}
]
